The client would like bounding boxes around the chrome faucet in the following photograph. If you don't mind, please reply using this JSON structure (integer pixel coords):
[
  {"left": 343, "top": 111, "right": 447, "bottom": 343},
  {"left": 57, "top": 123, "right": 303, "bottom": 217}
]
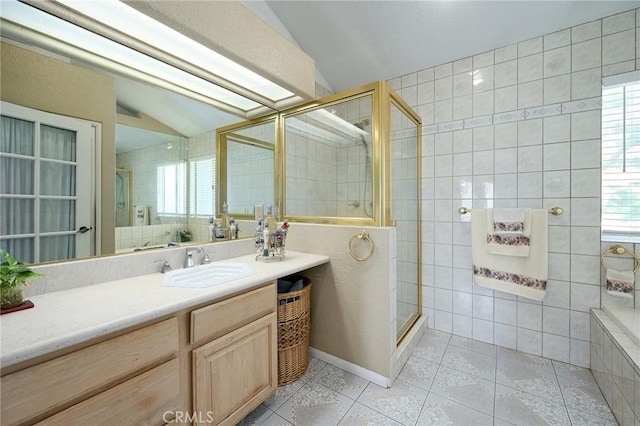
[
  {"left": 155, "top": 259, "right": 173, "bottom": 274},
  {"left": 201, "top": 250, "right": 211, "bottom": 264},
  {"left": 185, "top": 248, "right": 197, "bottom": 268}
]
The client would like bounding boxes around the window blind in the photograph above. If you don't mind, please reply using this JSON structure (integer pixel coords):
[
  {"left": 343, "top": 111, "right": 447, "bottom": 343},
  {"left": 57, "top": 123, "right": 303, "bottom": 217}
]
[
  {"left": 189, "top": 157, "right": 215, "bottom": 216},
  {"left": 601, "top": 71, "right": 640, "bottom": 241}
]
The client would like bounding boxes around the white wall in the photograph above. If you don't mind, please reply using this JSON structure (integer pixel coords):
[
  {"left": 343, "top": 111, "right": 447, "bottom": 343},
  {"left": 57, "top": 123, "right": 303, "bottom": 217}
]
[{"left": 389, "top": 8, "right": 639, "bottom": 367}]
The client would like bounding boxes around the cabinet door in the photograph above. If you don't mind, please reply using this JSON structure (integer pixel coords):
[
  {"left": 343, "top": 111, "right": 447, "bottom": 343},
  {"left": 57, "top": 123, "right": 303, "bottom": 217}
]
[{"left": 192, "top": 313, "right": 277, "bottom": 426}]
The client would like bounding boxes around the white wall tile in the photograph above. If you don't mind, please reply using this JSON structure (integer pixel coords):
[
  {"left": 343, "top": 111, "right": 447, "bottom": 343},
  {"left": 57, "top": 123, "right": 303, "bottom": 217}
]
[
  {"left": 570, "top": 226, "right": 602, "bottom": 256},
  {"left": 453, "top": 72, "right": 472, "bottom": 97},
  {"left": 518, "top": 53, "right": 543, "bottom": 82},
  {"left": 543, "top": 143, "right": 570, "bottom": 171},
  {"left": 494, "top": 86, "right": 518, "bottom": 113},
  {"left": 570, "top": 338, "right": 591, "bottom": 368},
  {"left": 602, "top": 60, "right": 636, "bottom": 77},
  {"left": 570, "top": 310, "right": 591, "bottom": 341},
  {"left": 544, "top": 75, "right": 572, "bottom": 104},
  {"left": 518, "top": 328, "right": 542, "bottom": 356},
  {"left": 571, "top": 20, "right": 601, "bottom": 44},
  {"left": 495, "top": 60, "right": 517, "bottom": 88},
  {"left": 543, "top": 170, "right": 571, "bottom": 198},
  {"left": 495, "top": 44, "right": 517, "bottom": 63},
  {"left": 544, "top": 29, "right": 571, "bottom": 50},
  {"left": 495, "top": 298, "right": 517, "bottom": 325},
  {"left": 543, "top": 115, "right": 571, "bottom": 144},
  {"left": 495, "top": 148, "right": 518, "bottom": 174},
  {"left": 571, "top": 168, "right": 601, "bottom": 197},
  {"left": 571, "top": 283, "right": 600, "bottom": 312},
  {"left": 453, "top": 313, "right": 473, "bottom": 338},
  {"left": 549, "top": 253, "right": 571, "bottom": 281},
  {"left": 548, "top": 225, "right": 570, "bottom": 253},
  {"left": 572, "top": 68, "right": 603, "bottom": 100},
  {"left": 571, "top": 197, "right": 601, "bottom": 226},
  {"left": 473, "top": 294, "right": 494, "bottom": 321},
  {"left": 473, "top": 66, "right": 494, "bottom": 92},
  {"left": 544, "top": 280, "right": 570, "bottom": 309},
  {"left": 435, "top": 77, "right": 453, "bottom": 101},
  {"left": 543, "top": 333, "right": 570, "bottom": 363},
  {"left": 603, "top": 29, "right": 636, "bottom": 65},
  {"left": 434, "top": 309, "right": 453, "bottom": 333},
  {"left": 435, "top": 132, "right": 454, "bottom": 155},
  {"left": 571, "top": 110, "right": 601, "bottom": 140},
  {"left": 518, "top": 172, "right": 543, "bottom": 198},
  {"left": 474, "top": 51, "right": 495, "bottom": 68},
  {"left": 453, "top": 291, "right": 473, "bottom": 316},
  {"left": 544, "top": 46, "right": 571, "bottom": 77},
  {"left": 495, "top": 323, "right": 517, "bottom": 349},
  {"left": 472, "top": 126, "right": 494, "bottom": 151},
  {"left": 453, "top": 152, "right": 473, "bottom": 177},
  {"left": 473, "top": 91, "right": 494, "bottom": 116},
  {"left": 518, "top": 145, "right": 543, "bottom": 172},
  {"left": 518, "top": 37, "right": 543, "bottom": 57},
  {"left": 473, "top": 174, "right": 494, "bottom": 199},
  {"left": 473, "top": 150, "right": 494, "bottom": 175},
  {"left": 518, "top": 119, "right": 543, "bottom": 146},
  {"left": 543, "top": 306, "right": 570, "bottom": 336},
  {"left": 518, "top": 302, "right": 543, "bottom": 331},
  {"left": 603, "top": 10, "right": 636, "bottom": 35},
  {"left": 473, "top": 317, "right": 494, "bottom": 343},
  {"left": 435, "top": 288, "right": 453, "bottom": 312},
  {"left": 402, "top": 73, "right": 418, "bottom": 88},
  {"left": 454, "top": 57, "right": 473, "bottom": 74},
  {"left": 518, "top": 80, "right": 543, "bottom": 109},
  {"left": 571, "top": 139, "right": 600, "bottom": 170},
  {"left": 435, "top": 99, "right": 453, "bottom": 122},
  {"left": 417, "top": 81, "right": 435, "bottom": 104},
  {"left": 494, "top": 122, "right": 518, "bottom": 149},
  {"left": 572, "top": 38, "right": 602, "bottom": 71},
  {"left": 571, "top": 254, "right": 601, "bottom": 285},
  {"left": 418, "top": 67, "right": 435, "bottom": 83}
]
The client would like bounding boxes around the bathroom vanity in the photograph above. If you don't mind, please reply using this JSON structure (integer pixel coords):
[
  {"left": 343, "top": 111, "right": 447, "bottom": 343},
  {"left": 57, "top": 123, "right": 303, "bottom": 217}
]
[{"left": 0, "top": 251, "right": 328, "bottom": 426}]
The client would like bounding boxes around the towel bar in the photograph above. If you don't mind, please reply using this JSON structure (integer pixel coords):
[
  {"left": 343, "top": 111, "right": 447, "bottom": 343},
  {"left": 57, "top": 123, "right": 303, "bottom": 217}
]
[
  {"left": 457, "top": 206, "right": 564, "bottom": 215},
  {"left": 600, "top": 245, "right": 639, "bottom": 273}
]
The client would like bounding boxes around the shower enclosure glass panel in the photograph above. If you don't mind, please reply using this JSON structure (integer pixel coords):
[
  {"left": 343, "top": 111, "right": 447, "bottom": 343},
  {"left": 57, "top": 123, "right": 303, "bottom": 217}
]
[
  {"left": 390, "top": 102, "right": 420, "bottom": 340},
  {"left": 284, "top": 95, "right": 373, "bottom": 218}
]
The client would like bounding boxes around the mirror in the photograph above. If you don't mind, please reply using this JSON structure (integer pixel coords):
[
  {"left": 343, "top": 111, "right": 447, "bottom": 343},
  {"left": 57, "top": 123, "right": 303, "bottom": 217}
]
[
  {"left": 0, "top": 6, "right": 277, "bottom": 263},
  {"left": 217, "top": 119, "right": 277, "bottom": 218}
]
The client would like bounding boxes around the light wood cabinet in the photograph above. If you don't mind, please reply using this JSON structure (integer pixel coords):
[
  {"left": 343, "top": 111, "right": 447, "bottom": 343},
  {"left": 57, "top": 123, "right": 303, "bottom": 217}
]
[
  {"left": 1, "top": 282, "right": 278, "bottom": 426},
  {"left": 192, "top": 312, "right": 277, "bottom": 426}
]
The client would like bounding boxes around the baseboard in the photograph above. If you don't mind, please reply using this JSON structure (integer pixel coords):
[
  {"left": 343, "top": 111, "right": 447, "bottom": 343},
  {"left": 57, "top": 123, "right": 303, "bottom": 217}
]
[{"left": 308, "top": 347, "right": 390, "bottom": 388}]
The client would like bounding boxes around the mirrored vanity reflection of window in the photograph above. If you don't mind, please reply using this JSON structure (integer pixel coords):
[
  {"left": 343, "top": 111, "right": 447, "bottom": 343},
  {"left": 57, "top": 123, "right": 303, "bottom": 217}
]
[
  {"left": 283, "top": 94, "right": 374, "bottom": 218},
  {"left": 601, "top": 70, "right": 640, "bottom": 243},
  {"left": 217, "top": 118, "right": 276, "bottom": 218}
]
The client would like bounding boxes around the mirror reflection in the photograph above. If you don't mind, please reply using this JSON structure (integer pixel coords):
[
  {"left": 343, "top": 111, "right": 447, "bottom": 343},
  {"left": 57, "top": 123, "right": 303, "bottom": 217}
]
[{"left": 0, "top": 14, "right": 276, "bottom": 264}]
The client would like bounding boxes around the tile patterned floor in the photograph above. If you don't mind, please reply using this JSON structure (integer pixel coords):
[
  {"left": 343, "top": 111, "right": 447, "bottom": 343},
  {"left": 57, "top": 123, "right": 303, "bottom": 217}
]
[{"left": 238, "top": 329, "right": 617, "bottom": 425}]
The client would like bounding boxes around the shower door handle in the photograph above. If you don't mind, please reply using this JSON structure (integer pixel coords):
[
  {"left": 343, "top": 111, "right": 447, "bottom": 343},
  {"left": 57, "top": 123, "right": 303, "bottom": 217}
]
[{"left": 76, "top": 226, "right": 93, "bottom": 234}]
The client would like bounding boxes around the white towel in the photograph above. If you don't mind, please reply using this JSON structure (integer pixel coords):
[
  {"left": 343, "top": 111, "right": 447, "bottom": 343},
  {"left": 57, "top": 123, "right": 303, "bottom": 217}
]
[
  {"left": 486, "top": 209, "right": 532, "bottom": 257},
  {"left": 472, "top": 208, "right": 548, "bottom": 301},
  {"left": 606, "top": 268, "right": 635, "bottom": 298},
  {"left": 491, "top": 208, "right": 527, "bottom": 235}
]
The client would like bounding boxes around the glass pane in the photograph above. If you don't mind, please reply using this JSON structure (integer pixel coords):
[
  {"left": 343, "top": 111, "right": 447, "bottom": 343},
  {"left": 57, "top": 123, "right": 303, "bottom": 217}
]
[
  {"left": 40, "top": 235, "right": 75, "bottom": 263},
  {"left": 390, "top": 103, "right": 420, "bottom": 339},
  {"left": 227, "top": 142, "right": 273, "bottom": 214},
  {"left": 41, "top": 125, "right": 77, "bottom": 161},
  {"left": 1, "top": 238, "right": 35, "bottom": 264},
  {"left": 40, "top": 199, "right": 75, "bottom": 232},
  {"left": 285, "top": 95, "right": 373, "bottom": 218},
  {"left": 1, "top": 115, "right": 34, "bottom": 155},
  {"left": 40, "top": 161, "right": 76, "bottom": 196},
  {"left": 1, "top": 198, "right": 35, "bottom": 235},
  {"left": 1, "top": 157, "right": 34, "bottom": 195}
]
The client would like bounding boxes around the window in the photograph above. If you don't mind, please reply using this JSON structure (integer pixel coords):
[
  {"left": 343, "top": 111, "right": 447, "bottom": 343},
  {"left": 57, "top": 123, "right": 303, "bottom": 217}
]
[
  {"left": 157, "top": 162, "right": 186, "bottom": 215},
  {"left": 189, "top": 157, "right": 215, "bottom": 216},
  {"left": 601, "top": 71, "right": 640, "bottom": 242}
]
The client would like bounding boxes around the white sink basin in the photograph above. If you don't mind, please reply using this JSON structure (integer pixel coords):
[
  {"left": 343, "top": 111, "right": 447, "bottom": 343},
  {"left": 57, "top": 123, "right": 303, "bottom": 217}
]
[{"left": 162, "top": 262, "right": 255, "bottom": 288}]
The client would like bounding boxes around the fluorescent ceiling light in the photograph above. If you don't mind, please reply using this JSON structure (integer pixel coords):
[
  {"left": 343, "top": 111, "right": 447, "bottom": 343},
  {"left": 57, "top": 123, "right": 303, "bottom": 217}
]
[
  {"left": 286, "top": 108, "right": 369, "bottom": 146},
  {"left": 55, "top": 0, "right": 295, "bottom": 102},
  {"left": 0, "top": 0, "right": 293, "bottom": 114}
]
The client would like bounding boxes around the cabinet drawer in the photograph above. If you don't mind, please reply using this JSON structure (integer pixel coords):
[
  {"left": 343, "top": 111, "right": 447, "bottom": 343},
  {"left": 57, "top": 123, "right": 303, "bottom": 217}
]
[
  {"left": 37, "top": 359, "right": 180, "bottom": 426},
  {"left": 1, "top": 318, "right": 178, "bottom": 426},
  {"left": 190, "top": 282, "right": 275, "bottom": 345}
]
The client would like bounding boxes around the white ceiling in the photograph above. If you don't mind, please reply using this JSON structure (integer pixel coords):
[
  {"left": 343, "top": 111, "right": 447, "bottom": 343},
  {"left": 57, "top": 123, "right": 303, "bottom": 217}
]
[{"left": 259, "top": 1, "right": 638, "bottom": 93}]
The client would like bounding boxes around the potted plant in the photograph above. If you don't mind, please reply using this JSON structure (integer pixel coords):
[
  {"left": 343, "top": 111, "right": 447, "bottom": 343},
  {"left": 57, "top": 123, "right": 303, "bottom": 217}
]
[{"left": 1, "top": 250, "right": 43, "bottom": 310}]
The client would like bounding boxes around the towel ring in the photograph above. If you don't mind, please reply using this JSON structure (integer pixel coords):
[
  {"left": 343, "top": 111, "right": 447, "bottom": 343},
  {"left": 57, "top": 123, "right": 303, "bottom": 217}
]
[
  {"left": 600, "top": 245, "right": 640, "bottom": 273},
  {"left": 349, "top": 230, "right": 375, "bottom": 262}
]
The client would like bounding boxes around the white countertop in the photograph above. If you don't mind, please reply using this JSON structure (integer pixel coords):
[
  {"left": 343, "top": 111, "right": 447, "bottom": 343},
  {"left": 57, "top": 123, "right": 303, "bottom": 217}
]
[{"left": 0, "top": 251, "right": 329, "bottom": 369}]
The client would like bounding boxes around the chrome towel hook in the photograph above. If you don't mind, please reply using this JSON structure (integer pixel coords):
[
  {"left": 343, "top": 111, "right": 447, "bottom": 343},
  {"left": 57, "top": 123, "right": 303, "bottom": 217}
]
[{"left": 349, "top": 230, "right": 375, "bottom": 261}]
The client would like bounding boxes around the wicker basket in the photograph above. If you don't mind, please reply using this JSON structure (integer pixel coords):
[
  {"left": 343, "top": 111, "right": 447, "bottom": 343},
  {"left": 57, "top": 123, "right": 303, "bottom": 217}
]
[{"left": 277, "top": 278, "right": 311, "bottom": 386}]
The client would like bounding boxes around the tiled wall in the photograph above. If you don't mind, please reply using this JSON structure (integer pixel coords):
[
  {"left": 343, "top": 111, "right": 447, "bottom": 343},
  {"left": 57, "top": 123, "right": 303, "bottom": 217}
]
[
  {"left": 387, "top": 8, "right": 640, "bottom": 367},
  {"left": 591, "top": 309, "right": 640, "bottom": 425}
]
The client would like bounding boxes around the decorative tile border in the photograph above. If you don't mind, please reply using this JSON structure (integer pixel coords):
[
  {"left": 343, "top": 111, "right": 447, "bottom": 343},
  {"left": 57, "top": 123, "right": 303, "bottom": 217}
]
[{"left": 423, "top": 96, "right": 601, "bottom": 134}]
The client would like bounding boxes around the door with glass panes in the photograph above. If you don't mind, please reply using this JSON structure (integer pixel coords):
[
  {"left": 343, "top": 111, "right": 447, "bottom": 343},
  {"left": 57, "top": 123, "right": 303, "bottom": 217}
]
[{"left": 0, "top": 102, "right": 96, "bottom": 263}]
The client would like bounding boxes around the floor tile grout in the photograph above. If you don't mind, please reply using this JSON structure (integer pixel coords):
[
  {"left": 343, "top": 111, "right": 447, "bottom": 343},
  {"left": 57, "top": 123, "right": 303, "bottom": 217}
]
[{"left": 244, "top": 330, "right": 616, "bottom": 426}]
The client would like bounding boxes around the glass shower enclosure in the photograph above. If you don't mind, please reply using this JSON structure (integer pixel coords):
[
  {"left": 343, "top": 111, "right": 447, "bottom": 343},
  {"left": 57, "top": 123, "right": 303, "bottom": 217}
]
[{"left": 280, "top": 81, "right": 422, "bottom": 342}]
